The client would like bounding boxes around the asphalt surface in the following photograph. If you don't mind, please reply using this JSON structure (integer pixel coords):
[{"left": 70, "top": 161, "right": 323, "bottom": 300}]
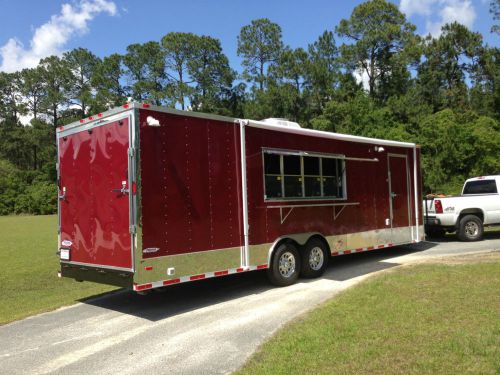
[{"left": 1, "top": 232, "right": 499, "bottom": 375}]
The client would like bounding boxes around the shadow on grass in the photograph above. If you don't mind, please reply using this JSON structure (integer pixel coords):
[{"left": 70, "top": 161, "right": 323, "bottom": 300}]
[{"left": 82, "top": 242, "right": 434, "bottom": 322}]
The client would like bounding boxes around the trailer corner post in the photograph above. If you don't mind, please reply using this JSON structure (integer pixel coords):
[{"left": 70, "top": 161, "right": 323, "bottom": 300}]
[
  {"left": 239, "top": 119, "right": 250, "bottom": 269},
  {"left": 413, "top": 145, "right": 420, "bottom": 242}
]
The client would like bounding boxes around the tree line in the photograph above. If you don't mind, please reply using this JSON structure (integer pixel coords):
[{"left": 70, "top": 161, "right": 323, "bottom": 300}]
[{"left": 0, "top": 0, "right": 499, "bottom": 215}]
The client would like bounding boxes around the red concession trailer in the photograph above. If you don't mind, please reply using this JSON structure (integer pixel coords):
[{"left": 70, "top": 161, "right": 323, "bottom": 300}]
[{"left": 56, "top": 103, "right": 424, "bottom": 291}]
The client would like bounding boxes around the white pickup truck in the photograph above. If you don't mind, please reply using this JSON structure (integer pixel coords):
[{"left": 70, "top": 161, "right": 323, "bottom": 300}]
[{"left": 424, "top": 176, "right": 500, "bottom": 241}]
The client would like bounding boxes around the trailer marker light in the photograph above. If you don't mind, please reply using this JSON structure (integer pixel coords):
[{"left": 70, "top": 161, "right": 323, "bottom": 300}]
[
  {"left": 236, "top": 267, "right": 245, "bottom": 273},
  {"left": 123, "top": 104, "right": 129, "bottom": 109},
  {"left": 88, "top": 116, "right": 93, "bottom": 120},
  {"left": 215, "top": 270, "right": 229, "bottom": 276},
  {"left": 79, "top": 119, "right": 85, "bottom": 123},
  {"left": 145, "top": 266, "right": 153, "bottom": 271},
  {"left": 98, "top": 113, "right": 103, "bottom": 118},
  {"left": 142, "top": 103, "right": 150, "bottom": 108},
  {"left": 257, "top": 264, "right": 268, "bottom": 270},
  {"left": 378, "top": 245, "right": 386, "bottom": 249}
]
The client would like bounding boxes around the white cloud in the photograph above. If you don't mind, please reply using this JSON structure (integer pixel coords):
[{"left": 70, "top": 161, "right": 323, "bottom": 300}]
[
  {"left": 0, "top": 0, "right": 117, "bottom": 73},
  {"left": 399, "top": 0, "right": 476, "bottom": 37}
]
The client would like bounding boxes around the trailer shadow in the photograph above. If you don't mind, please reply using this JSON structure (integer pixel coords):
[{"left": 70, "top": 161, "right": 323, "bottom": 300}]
[{"left": 82, "top": 242, "right": 436, "bottom": 322}]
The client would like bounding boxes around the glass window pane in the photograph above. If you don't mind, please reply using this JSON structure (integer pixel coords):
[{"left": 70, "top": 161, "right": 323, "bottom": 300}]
[
  {"left": 322, "top": 158, "right": 335, "bottom": 176},
  {"left": 323, "top": 177, "right": 337, "bottom": 197},
  {"left": 305, "top": 177, "right": 321, "bottom": 197},
  {"left": 303, "top": 156, "right": 319, "bottom": 175},
  {"left": 463, "top": 180, "right": 497, "bottom": 194},
  {"left": 283, "top": 155, "right": 301, "bottom": 175},
  {"left": 284, "top": 176, "right": 303, "bottom": 197},
  {"left": 264, "top": 153, "right": 281, "bottom": 174},
  {"left": 265, "top": 175, "right": 282, "bottom": 198}
]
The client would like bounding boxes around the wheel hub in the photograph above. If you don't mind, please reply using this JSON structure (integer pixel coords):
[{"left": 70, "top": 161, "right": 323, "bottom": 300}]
[
  {"left": 278, "top": 251, "right": 296, "bottom": 278},
  {"left": 465, "top": 221, "right": 479, "bottom": 237},
  {"left": 309, "top": 247, "right": 324, "bottom": 271}
]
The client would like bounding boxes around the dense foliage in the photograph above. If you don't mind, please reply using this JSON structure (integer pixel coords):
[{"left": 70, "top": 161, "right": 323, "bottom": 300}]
[{"left": 0, "top": 0, "right": 498, "bottom": 215}]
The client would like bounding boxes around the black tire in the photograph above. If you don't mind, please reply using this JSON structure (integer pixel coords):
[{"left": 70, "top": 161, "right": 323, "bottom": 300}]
[
  {"left": 425, "top": 227, "right": 446, "bottom": 239},
  {"left": 300, "top": 238, "right": 329, "bottom": 278},
  {"left": 457, "top": 215, "right": 483, "bottom": 242},
  {"left": 267, "top": 242, "right": 301, "bottom": 287}
]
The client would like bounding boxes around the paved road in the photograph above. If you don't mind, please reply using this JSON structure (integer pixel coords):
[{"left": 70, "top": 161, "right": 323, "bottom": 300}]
[{"left": 1, "top": 233, "right": 499, "bottom": 375}]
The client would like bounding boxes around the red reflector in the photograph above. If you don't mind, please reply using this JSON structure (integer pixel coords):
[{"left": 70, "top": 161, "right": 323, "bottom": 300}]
[
  {"left": 123, "top": 104, "right": 129, "bottom": 108},
  {"left": 344, "top": 250, "right": 351, "bottom": 254},
  {"left": 58, "top": 126, "right": 64, "bottom": 131},
  {"left": 136, "top": 283, "right": 152, "bottom": 291},
  {"left": 367, "top": 246, "right": 375, "bottom": 250},
  {"left": 236, "top": 268, "right": 244, "bottom": 273},
  {"left": 88, "top": 116, "right": 93, "bottom": 120},
  {"left": 190, "top": 274, "right": 205, "bottom": 281},
  {"left": 98, "top": 113, "right": 103, "bottom": 118},
  {"left": 163, "top": 278, "right": 180, "bottom": 286},
  {"left": 378, "top": 245, "right": 385, "bottom": 249},
  {"left": 144, "top": 266, "right": 153, "bottom": 271},
  {"left": 215, "top": 270, "right": 229, "bottom": 277},
  {"left": 257, "top": 264, "right": 268, "bottom": 270},
  {"left": 434, "top": 199, "right": 443, "bottom": 214},
  {"left": 142, "top": 103, "right": 150, "bottom": 108},
  {"left": 356, "top": 248, "right": 363, "bottom": 252},
  {"left": 131, "top": 182, "right": 137, "bottom": 194},
  {"left": 79, "top": 119, "right": 85, "bottom": 123},
  {"left": 332, "top": 252, "right": 339, "bottom": 256},
  {"left": 388, "top": 243, "right": 394, "bottom": 247}
]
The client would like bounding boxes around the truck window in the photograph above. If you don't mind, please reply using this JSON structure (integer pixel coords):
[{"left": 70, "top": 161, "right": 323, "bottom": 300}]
[
  {"left": 263, "top": 150, "right": 346, "bottom": 200},
  {"left": 463, "top": 180, "right": 498, "bottom": 195}
]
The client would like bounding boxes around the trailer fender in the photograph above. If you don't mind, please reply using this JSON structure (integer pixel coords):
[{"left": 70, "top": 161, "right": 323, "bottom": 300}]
[{"left": 266, "top": 232, "right": 327, "bottom": 266}]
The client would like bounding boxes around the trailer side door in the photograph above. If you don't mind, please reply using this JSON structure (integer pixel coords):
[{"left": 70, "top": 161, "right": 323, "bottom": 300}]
[{"left": 388, "top": 154, "right": 412, "bottom": 244}]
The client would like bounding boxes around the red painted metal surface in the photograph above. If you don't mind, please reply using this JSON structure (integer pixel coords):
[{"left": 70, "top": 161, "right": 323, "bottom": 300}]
[
  {"left": 244, "top": 126, "right": 417, "bottom": 245},
  {"left": 139, "top": 110, "right": 243, "bottom": 258},
  {"left": 59, "top": 118, "right": 132, "bottom": 269}
]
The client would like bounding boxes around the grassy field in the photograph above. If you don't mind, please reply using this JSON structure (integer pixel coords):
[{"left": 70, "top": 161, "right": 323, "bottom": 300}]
[
  {"left": 237, "top": 258, "right": 500, "bottom": 375},
  {"left": 0, "top": 215, "right": 117, "bottom": 325}
]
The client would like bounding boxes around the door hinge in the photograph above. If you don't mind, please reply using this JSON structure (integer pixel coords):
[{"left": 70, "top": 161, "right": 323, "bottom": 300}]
[
  {"left": 128, "top": 148, "right": 135, "bottom": 157},
  {"left": 130, "top": 225, "right": 136, "bottom": 234}
]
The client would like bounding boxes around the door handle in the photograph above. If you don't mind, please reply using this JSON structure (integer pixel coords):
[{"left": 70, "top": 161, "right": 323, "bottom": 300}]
[{"left": 112, "top": 181, "right": 129, "bottom": 195}]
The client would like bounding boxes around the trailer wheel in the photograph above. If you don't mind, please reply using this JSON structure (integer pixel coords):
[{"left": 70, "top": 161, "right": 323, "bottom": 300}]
[
  {"left": 267, "top": 243, "right": 301, "bottom": 287},
  {"left": 300, "top": 238, "right": 329, "bottom": 278},
  {"left": 457, "top": 215, "right": 483, "bottom": 242}
]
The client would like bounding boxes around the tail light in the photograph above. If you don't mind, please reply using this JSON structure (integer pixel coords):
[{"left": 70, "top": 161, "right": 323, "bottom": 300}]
[{"left": 434, "top": 199, "right": 443, "bottom": 214}]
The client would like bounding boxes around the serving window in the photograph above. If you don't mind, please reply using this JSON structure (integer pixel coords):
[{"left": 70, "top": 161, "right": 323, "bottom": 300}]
[{"left": 263, "top": 149, "right": 346, "bottom": 201}]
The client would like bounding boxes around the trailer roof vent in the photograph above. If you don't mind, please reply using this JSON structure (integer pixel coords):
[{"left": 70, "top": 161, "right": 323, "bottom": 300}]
[{"left": 261, "top": 118, "right": 301, "bottom": 128}]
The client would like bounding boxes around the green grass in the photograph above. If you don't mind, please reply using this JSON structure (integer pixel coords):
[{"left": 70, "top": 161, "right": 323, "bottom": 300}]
[
  {"left": 0, "top": 215, "right": 117, "bottom": 325},
  {"left": 237, "top": 260, "right": 500, "bottom": 375}
]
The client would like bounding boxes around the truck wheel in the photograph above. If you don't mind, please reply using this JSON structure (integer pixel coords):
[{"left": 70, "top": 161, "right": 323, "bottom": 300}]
[
  {"left": 267, "top": 242, "right": 301, "bottom": 287},
  {"left": 300, "top": 238, "right": 329, "bottom": 278},
  {"left": 458, "top": 215, "right": 483, "bottom": 241}
]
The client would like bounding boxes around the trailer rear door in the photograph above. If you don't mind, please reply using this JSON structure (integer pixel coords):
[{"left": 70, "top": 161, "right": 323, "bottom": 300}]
[{"left": 58, "top": 116, "right": 133, "bottom": 270}]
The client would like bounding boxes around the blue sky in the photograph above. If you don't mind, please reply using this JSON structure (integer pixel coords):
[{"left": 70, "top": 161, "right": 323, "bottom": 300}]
[{"left": 0, "top": 0, "right": 498, "bottom": 73}]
